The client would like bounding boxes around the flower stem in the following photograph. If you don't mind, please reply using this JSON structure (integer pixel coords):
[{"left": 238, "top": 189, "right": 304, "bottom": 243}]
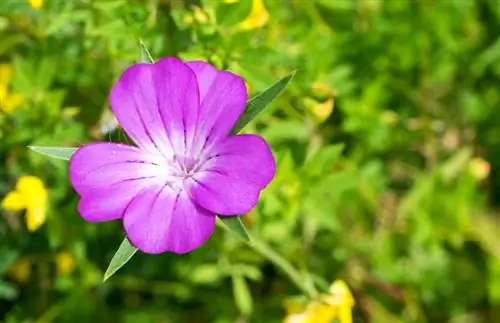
[
  {"left": 247, "top": 238, "right": 318, "bottom": 299},
  {"left": 217, "top": 220, "right": 318, "bottom": 298}
]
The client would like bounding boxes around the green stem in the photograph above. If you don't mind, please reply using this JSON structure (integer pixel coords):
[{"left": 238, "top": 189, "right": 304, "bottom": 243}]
[
  {"left": 217, "top": 221, "right": 318, "bottom": 298},
  {"left": 248, "top": 238, "right": 318, "bottom": 299}
]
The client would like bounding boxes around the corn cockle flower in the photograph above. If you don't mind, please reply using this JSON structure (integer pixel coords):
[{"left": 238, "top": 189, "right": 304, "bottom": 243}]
[{"left": 69, "top": 58, "right": 276, "bottom": 254}]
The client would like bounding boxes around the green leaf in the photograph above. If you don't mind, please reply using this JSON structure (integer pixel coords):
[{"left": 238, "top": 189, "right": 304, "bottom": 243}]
[
  {"left": 232, "top": 71, "right": 296, "bottom": 134},
  {"left": 103, "top": 238, "right": 138, "bottom": 282},
  {"left": 36, "top": 58, "right": 56, "bottom": 91},
  {"left": 0, "top": 281, "right": 18, "bottom": 300},
  {"left": 232, "top": 274, "right": 253, "bottom": 316},
  {"left": 306, "top": 144, "right": 344, "bottom": 178},
  {"left": 216, "top": 0, "right": 252, "bottom": 27},
  {"left": 216, "top": 216, "right": 251, "bottom": 243},
  {"left": 316, "top": 0, "right": 355, "bottom": 11},
  {"left": 139, "top": 38, "right": 154, "bottom": 64},
  {"left": 440, "top": 147, "right": 473, "bottom": 183},
  {"left": 28, "top": 146, "right": 77, "bottom": 161},
  {"left": 0, "top": 249, "right": 18, "bottom": 274},
  {"left": 262, "top": 120, "right": 309, "bottom": 143}
]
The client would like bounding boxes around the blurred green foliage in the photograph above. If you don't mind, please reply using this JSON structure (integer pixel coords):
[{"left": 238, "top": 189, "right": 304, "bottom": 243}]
[{"left": 2, "top": 0, "right": 500, "bottom": 322}]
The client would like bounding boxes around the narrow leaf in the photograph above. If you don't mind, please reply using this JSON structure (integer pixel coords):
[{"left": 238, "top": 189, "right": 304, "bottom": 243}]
[
  {"left": 217, "top": 216, "right": 251, "bottom": 243},
  {"left": 232, "top": 274, "right": 253, "bottom": 316},
  {"left": 28, "top": 146, "right": 77, "bottom": 161},
  {"left": 103, "top": 238, "right": 138, "bottom": 282},
  {"left": 232, "top": 71, "right": 296, "bottom": 134},
  {"left": 139, "top": 38, "right": 155, "bottom": 64}
]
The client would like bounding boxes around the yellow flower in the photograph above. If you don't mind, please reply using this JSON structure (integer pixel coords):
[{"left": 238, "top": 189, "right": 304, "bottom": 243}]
[
  {"left": 193, "top": 6, "right": 209, "bottom": 25},
  {"left": 55, "top": 252, "right": 76, "bottom": 275},
  {"left": 0, "top": 64, "right": 13, "bottom": 84},
  {"left": 0, "top": 82, "right": 10, "bottom": 111},
  {"left": 304, "top": 97, "right": 334, "bottom": 123},
  {"left": 284, "top": 312, "right": 307, "bottom": 323},
  {"left": 235, "top": 0, "right": 269, "bottom": 31},
  {"left": 28, "top": 0, "right": 43, "bottom": 9},
  {"left": 325, "top": 280, "right": 355, "bottom": 323},
  {"left": 2, "top": 176, "right": 48, "bottom": 231},
  {"left": 0, "top": 63, "right": 24, "bottom": 113},
  {"left": 469, "top": 157, "right": 491, "bottom": 181},
  {"left": 2, "top": 93, "right": 24, "bottom": 113},
  {"left": 8, "top": 258, "right": 32, "bottom": 283},
  {"left": 2, "top": 191, "right": 25, "bottom": 211},
  {"left": 283, "top": 280, "right": 355, "bottom": 323},
  {"left": 311, "top": 81, "right": 337, "bottom": 99}
]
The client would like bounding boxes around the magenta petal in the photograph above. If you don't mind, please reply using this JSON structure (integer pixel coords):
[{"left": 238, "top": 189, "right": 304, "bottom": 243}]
[
  {"left": 202, "top": 134, "right": 276, "bottom": 187},
  {"left": 123, "top": 187, "right": 216, "bottom": 254},
  {"left": 110, "top": 58, "right": 200, "bottom": 157},
  {"left": 187, "top": 134, "right": 276, "bottom": 215},
  {"left": 152, "top": 58, "right": 200, "bottom": 156},
  {"left": 186, "top": 61, "right": 248, "bottom": 154},
  {"left": 70, "top": 143, "right": 163, "bottom": 194},
  {"left": 186, "top": 61, "right": 218, "bottom": 102},
  {"left": 109, "top": 64, "right": 173, "bottom": 157},
  {"left": 77, "top": 181, "right": 147, "bottom": 222},
  {"left": 69, "top": 143, "right": 163, "bottom": 222}
]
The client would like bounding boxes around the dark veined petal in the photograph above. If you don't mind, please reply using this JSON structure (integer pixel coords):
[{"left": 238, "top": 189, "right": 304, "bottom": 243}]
[
  {"left": 69, "top": 143, "right": 166, "bottom": 222},
  {"left": 152, "top": 58, "right": 200, "bottom": 157},
  {"left": 123, "top": 186, "right": 216, "bottom": 254},
  {"left": 109, "top": 64, "right": 171, "bottom": 157},
  {"left": 186, "top": 61, "right": 248, "bottom": 156},
  {"left": 77, "top": 180, "right": 147, "bottom": 222},
  {"left": 109, "top": 58, "right": 200, "bottom": 157},
  {"left": 186, "top": 134, "right": 276, "bottom": 215}
]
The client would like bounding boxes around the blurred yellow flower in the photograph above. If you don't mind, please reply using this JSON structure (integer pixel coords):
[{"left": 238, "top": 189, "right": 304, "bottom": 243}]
[
  {"left": 8, "top": 258, "right": 31, "bottom": 283},
  {"left": 380, "top": 110, "right": 399, "bottom": 126},
  {"left": 2, "top": 176, "right": 48, "bottom": 231},
  {"left": 283, "top": 280, "right": 355, "bottom": 323},
  {"left": 193, "top": 6, "right": 209, "bottom": 25},
  {"left": 305, "top": 97, "right": 334, "bottom": 123},
  {"left": 469, "top": 157, "right": 491, "bottom": 181},
  {"left": 235, "top": 0, "right": 269, "bottom": 31},
  {"left": 326, "top": 280, "right": 355, "bottom": 323},
  {"left": 55, "top": 252, "right": 76, "bottom": 275},
  {"left": 28, "top": 0, "right": 43, "bottom": 10},
  {"left": 0, "top": 63, "right": 24, "bottom": 113},
  {"left": 0, "top": 64, "right": 13, "bottom": 84},
  {"left": 245, "top": 81, "right": 252, "bottom": 94},
  {"left": 2, "top": 191, "right": 25, "bottom": 211}
]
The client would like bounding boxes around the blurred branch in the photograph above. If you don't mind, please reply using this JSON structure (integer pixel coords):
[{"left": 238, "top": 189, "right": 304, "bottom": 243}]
[{"left": 364, "top": 275, "right": 405, "bottom": 302}]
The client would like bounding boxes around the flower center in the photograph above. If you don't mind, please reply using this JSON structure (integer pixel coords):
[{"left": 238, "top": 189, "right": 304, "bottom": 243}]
[
  {"left": 160, "top": 153, "right": 206, "bottom": 191},
  {"left": 174, "top": 155, "right": 203, "bottom": 178},
  {"left": 175, "top": 155, "right": 198, "bottom": 175}
]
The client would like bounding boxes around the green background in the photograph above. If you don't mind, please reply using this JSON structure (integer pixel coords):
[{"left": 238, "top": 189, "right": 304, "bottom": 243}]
[{"left": 2, "top": 0, "right": 500, "bottom": 322}]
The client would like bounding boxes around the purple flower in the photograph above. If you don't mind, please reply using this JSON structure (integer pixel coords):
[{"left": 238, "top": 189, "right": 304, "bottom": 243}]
[{"left": 69, "top": 58, "right": 276, "bottom": 254}]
